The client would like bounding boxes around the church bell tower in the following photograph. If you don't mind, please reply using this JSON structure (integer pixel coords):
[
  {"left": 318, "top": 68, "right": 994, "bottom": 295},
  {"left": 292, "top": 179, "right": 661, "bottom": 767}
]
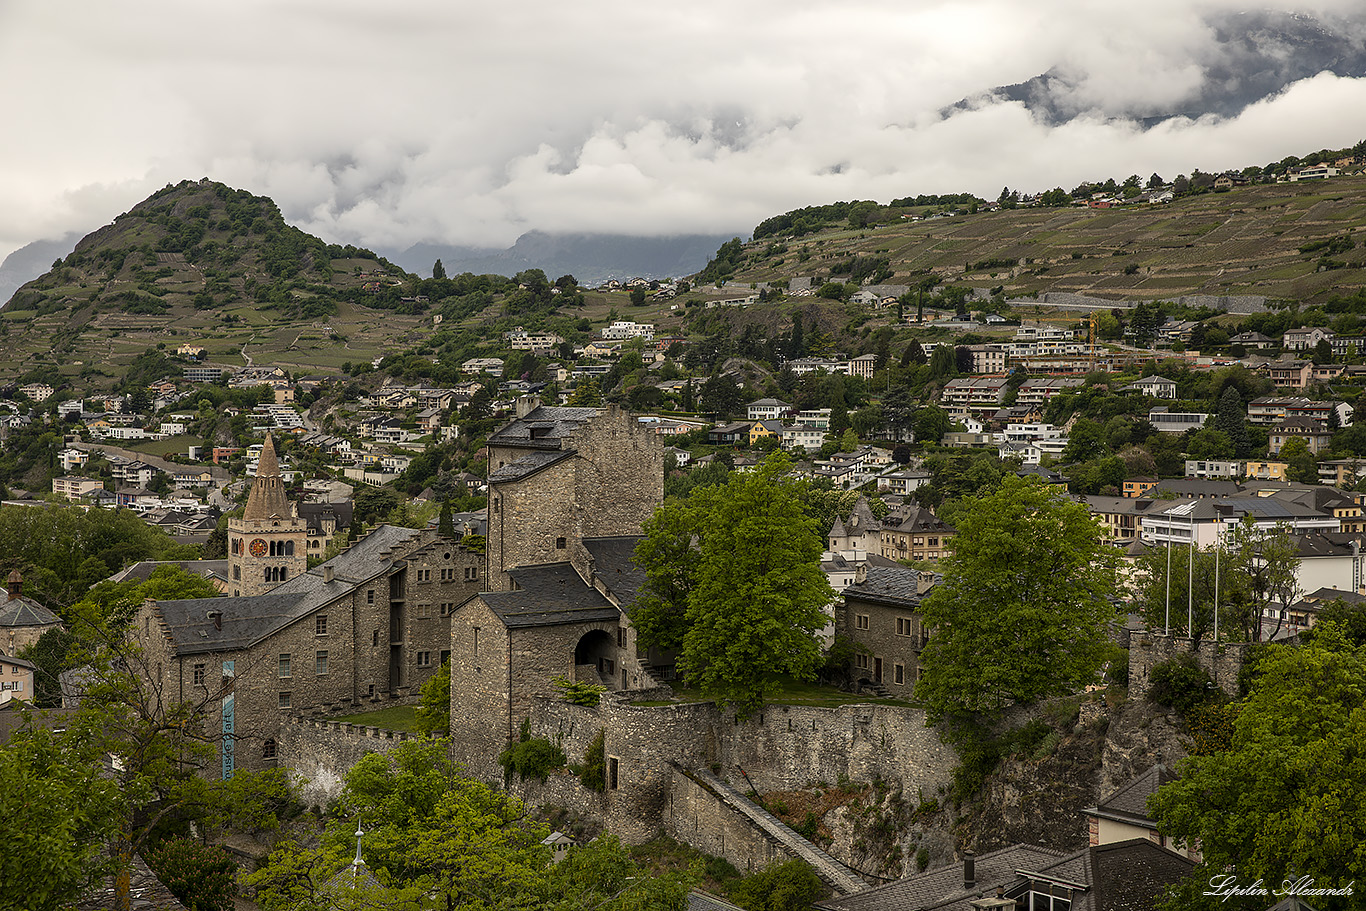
[{"left": 227, "top": 434, "right": 307, "bottom": 597}]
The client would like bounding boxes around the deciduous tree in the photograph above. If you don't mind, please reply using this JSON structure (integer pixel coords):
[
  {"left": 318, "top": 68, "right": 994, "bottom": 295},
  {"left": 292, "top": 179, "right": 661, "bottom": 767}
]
[{"left": 918, "top": 475, "right": 1122, "bottom": 725}]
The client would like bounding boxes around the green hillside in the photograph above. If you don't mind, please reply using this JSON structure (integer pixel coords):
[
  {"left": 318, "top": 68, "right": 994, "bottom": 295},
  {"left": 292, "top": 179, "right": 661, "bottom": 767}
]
[{"left": 705, "top": 177, "right": 1366, "bottom": 305}]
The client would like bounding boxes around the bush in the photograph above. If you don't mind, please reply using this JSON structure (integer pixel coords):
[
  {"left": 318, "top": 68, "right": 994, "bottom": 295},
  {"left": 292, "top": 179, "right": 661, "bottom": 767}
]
[
  {"left": 145, "top": 838, "right": 238, "bottom": 911},
  {"left": 553, "top": 674, "right": 606, "bottom": 707},
  {"left": 729, "top": 859, "right": 829, "bottom": 911},
  {"left": 580, "top": 730, "right": 606, "bottom": 792},
  {"left": 1147, "top": 654, "right": 1217, "bottom": 716},
  {"left": 498, "top": 719, "right": 566, "bottom": 782},
  {"left": 414, "top": 660, "right": 450, "bottom": 735}
]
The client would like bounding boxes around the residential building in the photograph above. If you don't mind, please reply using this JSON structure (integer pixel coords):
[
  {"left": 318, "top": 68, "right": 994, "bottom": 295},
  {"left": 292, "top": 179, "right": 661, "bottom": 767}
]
[
  {"left": 1268, "top": 417, "right": 1333, "bottom": 455},
  {"left": 461, "top": 358, "right": 505, "bottom": 376},
  {"left": 1125, "top": 375, "right": 1177, "bottom": 399},
  {"left": 796, "top": 408, "right": 833, "bottom": 430},
  {"left": 838, "top": 564, "right": 935, "bottom": 692},
  {"left": 1244, "top": 460, "right": 1289, "bottom": 481},
  {"left": 965, "top": 345, "right": 1006, "bottom": 374},
  {"left": 1282, "top": 327, "right": 1332, "bottom": 351},
  {"left": 1122, "top": 477, "right": 1159, "bottom": 498},
  {"left": 52, "top": 476, "right": 104, "bottom": 501},
  {"left": 1261, "top": 359, "right": 1313, "bottom": 390},
  {"left": 1185, "top": 460, "right": 1240, "bottom": 480},
  {"left": 880, "top": 505, "right": 955, "bottom": 562},
  {"left": 1014, "top": 377, "right": 1083, "bottom": 406},
  {"left": 747, "top": 419, "right": 785, "bottom": 447},
  {"left": 827, "top": 499, "right": 883, "bottom": 555},
  {"left": 941, "top": 377, "right": 1009, "bottom": 413},
  {"left": 1083, "top": 765, "right": 1196, "bottom": 860},
  {"left": 706, "top": 422, "right": 752, "bottom": 446},
  {"left": 780, "top": 424, "right": 825, "bottom": 453},
  {"left": 746, "top": 398, "right": 793, "bottom": 422},
  {"left": 0, "top": 654, "right": 35, "bottom": 705},
  {"left": 600, "top": 320, "right": 655, "bottom": 341},
  {"left": 1140, "top": 496, "right": 1338, "bottom": 547},
  {"left": 503, "top": 328, "right": 565, "bottom": 352}
]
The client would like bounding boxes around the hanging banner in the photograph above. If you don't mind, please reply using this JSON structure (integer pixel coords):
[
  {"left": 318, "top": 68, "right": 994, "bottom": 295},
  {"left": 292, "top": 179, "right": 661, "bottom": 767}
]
[{"left": 222, "top": 660, "right": 235, "bottom": 779}]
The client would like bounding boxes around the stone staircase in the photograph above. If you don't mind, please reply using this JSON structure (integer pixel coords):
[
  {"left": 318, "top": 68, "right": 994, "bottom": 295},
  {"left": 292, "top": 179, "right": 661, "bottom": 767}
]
[{"left": 678, "top": 764, "right": 867, "bottom": 895}]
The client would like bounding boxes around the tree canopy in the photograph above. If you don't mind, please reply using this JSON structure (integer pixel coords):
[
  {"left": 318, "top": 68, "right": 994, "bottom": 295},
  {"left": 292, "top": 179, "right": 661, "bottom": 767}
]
[
  {"left": 632, "top": 452, "right": 834, "bottom": 715},
  {"left": 917, "top": 475, "right": 1122, "bottom": 725},
  {"left": 1149, "top": 624, "right": 1366, "bottom": 910}
]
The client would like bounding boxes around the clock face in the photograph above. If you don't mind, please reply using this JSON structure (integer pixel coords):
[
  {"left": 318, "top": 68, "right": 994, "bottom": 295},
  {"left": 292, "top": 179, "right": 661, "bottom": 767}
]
[{"left": 249, "top": 538, "right": 268, "bottom": 557}]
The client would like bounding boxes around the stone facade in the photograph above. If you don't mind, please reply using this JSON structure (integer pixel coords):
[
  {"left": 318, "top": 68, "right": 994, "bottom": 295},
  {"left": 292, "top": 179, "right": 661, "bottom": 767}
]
[
  {"left": 1127, "top": 633, "right": 1249, "bottom": 700},
  {"left": 277, "top": 715, "right": 416, "bottom": 805},
  {"left": 140, "top": 524, "right": 481, "bottom": 777},
  {"left": 228, "top": 435, "right": 308, "bottom": 597},
  {"left": 836, "top": 565, "right": 937, "bottom": 693}
]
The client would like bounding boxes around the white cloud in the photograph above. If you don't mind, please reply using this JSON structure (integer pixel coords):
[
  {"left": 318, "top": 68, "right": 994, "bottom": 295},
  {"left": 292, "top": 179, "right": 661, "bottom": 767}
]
[{"left": 0, "top": 0, "right": 1363, "bottom": 262}]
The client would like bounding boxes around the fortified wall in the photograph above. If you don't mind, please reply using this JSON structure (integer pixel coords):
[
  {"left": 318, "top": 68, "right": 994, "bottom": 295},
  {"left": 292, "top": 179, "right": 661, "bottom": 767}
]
[
  {"left": 506, "top": 692, "right": 956, "bottom": 845},
  {"left": 278, "top": 715, "right": 419, "bottom": 805},
  {"left": 1127, "top": 633, "right": 1250, "bottom": 699}
]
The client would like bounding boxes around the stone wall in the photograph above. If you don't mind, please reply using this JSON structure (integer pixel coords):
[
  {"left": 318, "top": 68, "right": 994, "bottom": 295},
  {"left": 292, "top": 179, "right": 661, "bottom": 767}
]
[
  {"left": 1128, "top": 633, "right": 1249, "bottom": 699},
  {"left": 519, "top": 692, "right": 955, "bottom": 843},
  {"left": 664, "top": 767, "right": 790, "bottom": 874},
  {"left": 277, "top": 715, "right": 416, "bottom": 806}
]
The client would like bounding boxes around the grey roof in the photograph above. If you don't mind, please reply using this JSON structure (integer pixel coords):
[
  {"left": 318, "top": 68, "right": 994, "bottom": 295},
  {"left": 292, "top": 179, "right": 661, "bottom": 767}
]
[
  {"left": 481, "top": 563, "right": 619, "bottom": 629},
  {"left": 583, "top": 536, "right": 647, "bottom": 608},
  {"left": 882, "top": 505, "right": 955, "bottom": 535},
  {"left": 107, "top": 560, "right": 229, "bottom": 585},
  {"left": 817, "top": 844, "right": 1065, "bottom": 911},
  {"left": 1288, "top": 531, "right": 1358, "bottom": 559},
  {"left": 488, "top": 449, "right": 576, "bottom": 483},
  {"left": 687, "top": 891, "right": 747, "bottom": 911},
  {"left": 1086, "top": 764, "right": 1175, "bottom": 826},
  {"left": 297, "top": 499, "right": 354, "bottom": 532},
  {"left": 843, "top": 566, "right": 938, "bottom": 608},
  {"left": 153, "top": 525, "right": 422, "bottom": 655},
  {"left": 487, "top": 405, "right": 599, "bottom": 450},
  {"left": 0, "top": 596, "right": 61, "bottom": 629}
]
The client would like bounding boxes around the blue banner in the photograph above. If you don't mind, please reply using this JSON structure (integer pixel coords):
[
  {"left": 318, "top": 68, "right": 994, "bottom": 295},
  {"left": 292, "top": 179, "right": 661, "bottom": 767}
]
[{"left": 222, "top": 660, "right": 235, "bottom": 779}]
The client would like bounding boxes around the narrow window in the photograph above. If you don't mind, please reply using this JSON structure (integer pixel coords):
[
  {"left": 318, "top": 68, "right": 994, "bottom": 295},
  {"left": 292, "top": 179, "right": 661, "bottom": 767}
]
[
  {"left": 262, "top": 739, "right": 277, "bottom": 759},
  {"left": 278, "top": 691, "right": 291, "bottom": 709},
  {"left": 367, "top": 590, "right": 375, "bottom": 604},
  {"left": 316, "top": 650, "right": 328, "bottom": 676},
  {"left": 193, "top": 664, "right": 206, "bottom": 686},
  {"left": 278, "top": 654, "right": 291, "bottom": 678},
  {"left": 608, "top": 757, "right": 619, "bottom": 790},
  {"left": 473, "top": 627, "right": 480, "bottom": 656},
  {"left": 315, "top": 615, "right": 328, "bottom": 636},
  {"left": 556, "top": 536, "right": 566, "bottom": 549}
]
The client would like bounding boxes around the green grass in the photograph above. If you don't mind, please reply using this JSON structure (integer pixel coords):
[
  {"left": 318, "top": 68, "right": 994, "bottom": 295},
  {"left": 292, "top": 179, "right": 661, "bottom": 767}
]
[
  {"left": 329, "top": 705, "right": 422, "bottom": 732},
  {"left": 662, "top": 676, "right": 913, "bottom": 709},
  {"left": 129, "top": 435, "right": 204, "bottom": 458}
]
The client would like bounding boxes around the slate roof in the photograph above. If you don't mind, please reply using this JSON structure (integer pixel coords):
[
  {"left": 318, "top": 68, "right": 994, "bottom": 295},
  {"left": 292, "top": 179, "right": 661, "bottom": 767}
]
[
  {"left": 843, "top": 565, "right": 938, "bottom": 608},
  {"left": 1084, "top": 764, "right": 1174, "bottom": 830},
  {"left": 0, "top": 595, "right": 61, "bottom": 630},
  {"left": 487, "top": 405, "right": 599, "bottom": 450},
  {"left": 481, "top": 563, "right": 619, "bottom": 629},
  {"left": 583, "top": 536, "right": 647, "bottom": 608},
  {"left": 297, "top": 499, "right": 354, "bottom": 533},
  {"left": 152, "top": 525, "right": 423, "bottom": 655},
  {"left": 819, "top": 839, "right": 1193, "bottom": 911},
  {"left": 107, "top": 560, "right": 229, "bottom": 586},
  {"left": 817, "top": 844, "right": 1065, "bottom": 911},
  {"left": 488, "top": 449, "right": 576, "bottom": 483}
]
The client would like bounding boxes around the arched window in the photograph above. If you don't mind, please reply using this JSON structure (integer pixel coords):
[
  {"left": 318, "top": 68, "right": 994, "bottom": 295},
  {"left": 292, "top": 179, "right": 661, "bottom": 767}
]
[
  {"left": 285, "top": 541, "right": 294, "bottom": 556},
  {"left": 279, "top": 568, "right": 287, "bottom": 582}
]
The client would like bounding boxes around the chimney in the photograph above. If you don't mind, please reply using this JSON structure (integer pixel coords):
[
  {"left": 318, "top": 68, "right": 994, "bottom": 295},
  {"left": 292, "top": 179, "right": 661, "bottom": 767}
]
[
  {"left": 5, "top": 570, "right": 19, "bottom": 600},
  {"left": 208, "top": 610, "right": 222, "bottom": 631},
  {"left": 515, "top": 395, "right": 541, "bottom": 419},
  {"left": 854, "top": 564, "right": 868, "bottom": 585},
  {"left": 324, "top": 565, "right": 334, "bottom": 583},
  {"left": 963, "top": 850, "right": 976, "bottom": 890},
  {"left": 917, "top": 571, "right": 937, "bottom": 595}
]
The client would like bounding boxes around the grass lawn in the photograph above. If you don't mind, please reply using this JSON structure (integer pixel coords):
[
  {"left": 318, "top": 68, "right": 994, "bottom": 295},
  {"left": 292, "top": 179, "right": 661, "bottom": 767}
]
[
  {"left": 660, "top": 676, "right": 913, "bottom": 709},
  {"left": 130, "top": 435, "right": 204, "bottom": 458},
  {"left": 329, "top": 705, "right": 422, "bottom": 733}
]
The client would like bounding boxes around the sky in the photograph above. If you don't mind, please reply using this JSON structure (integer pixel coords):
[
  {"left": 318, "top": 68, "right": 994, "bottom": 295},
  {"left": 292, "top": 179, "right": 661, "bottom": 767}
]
[{"left": 3, "top": 0, "right": 1366, "bottom": 262}]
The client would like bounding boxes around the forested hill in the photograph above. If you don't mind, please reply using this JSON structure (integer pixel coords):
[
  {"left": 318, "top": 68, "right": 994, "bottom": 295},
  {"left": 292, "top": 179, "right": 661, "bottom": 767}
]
[{"left": 694, "top": 171, "right": 1366, "bottom": 309}]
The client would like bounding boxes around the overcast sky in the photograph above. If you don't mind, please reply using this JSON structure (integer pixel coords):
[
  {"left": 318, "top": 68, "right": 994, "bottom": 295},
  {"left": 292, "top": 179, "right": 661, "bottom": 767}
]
[{"left": 3, "top": 0, "right": 1366, "bottom": 262}]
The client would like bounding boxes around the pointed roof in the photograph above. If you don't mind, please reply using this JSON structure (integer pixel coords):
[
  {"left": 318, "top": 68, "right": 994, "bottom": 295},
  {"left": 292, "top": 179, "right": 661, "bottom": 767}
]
[
  {"left": 828, "top": 516, "right": 848, "bottom": 539},
  {"left": 243, "top": 434, "right": 291, "bottom": 521},
  {"left": 848, "top": 498, "right": 877, "bottom": 530}
]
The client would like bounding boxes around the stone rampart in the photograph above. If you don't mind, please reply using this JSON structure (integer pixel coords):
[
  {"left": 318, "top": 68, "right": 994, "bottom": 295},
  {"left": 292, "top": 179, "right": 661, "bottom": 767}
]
[
  {"left": 278, "top": 715, "right": 416, "bottom": 806},
  {"left": 1128, "top": 633, "right": 1249, "bottom": 699}
]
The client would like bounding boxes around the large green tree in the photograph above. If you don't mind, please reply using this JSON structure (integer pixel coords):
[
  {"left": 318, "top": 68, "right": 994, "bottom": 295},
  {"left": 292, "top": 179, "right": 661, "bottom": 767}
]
[
  {"left": 1149, "top": 625, "right": 1366, "bottom": 910},
  {"left": 632, "top": 452, "right": 834, "bottom": 715},
  {"left": 917, "top": 475, "right": 1122, "bottom": 724}
]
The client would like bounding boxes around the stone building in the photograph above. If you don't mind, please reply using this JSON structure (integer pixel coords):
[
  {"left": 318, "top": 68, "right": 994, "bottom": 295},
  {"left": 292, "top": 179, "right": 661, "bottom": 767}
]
[
  {"left": 138, "top": 449, "right": 481, "bottom": 777},
  {"left": 0, "top": 571, "right": 63, "bottom": 655},
  {"left": 837, "top": 564, "right": 937, "bottom": 694},
  {"left": 227, "top": 435, "right": 307, "bottom": 597},
  {"left": 450, "top": 400, "right": 665, "bottom": 777}
]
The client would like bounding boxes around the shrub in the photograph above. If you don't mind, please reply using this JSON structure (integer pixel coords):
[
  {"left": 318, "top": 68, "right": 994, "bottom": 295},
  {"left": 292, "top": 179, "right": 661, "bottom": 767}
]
[
  {"left": 580, "top": 730, "right": 606, "bottom": 792},
  {"left": 729, "top": 859, "right": 828, "bottom": 911},
  {"left": 553, "top": 674, "right": 606, "bottom": 707},
  {"left": 1147, "top": 654, "right": 1217, "bottom": 716},
  {"left": 498, "top": 719, "right": 566, "bottom": 782},
  {"left": 146, "top": 838, "right": 238, "bottom": 911}
]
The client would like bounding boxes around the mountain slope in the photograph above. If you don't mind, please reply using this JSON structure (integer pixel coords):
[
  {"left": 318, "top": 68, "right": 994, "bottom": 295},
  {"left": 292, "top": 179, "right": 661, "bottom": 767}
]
[{"left": 950, "top": 10, "right": 1366, "bottom": 126}]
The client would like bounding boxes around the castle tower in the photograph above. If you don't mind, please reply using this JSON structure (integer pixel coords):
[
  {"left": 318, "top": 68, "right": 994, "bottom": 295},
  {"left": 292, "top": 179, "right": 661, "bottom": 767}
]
[{"left": 227, "top": 434, "right": 307, "bottom": 597}]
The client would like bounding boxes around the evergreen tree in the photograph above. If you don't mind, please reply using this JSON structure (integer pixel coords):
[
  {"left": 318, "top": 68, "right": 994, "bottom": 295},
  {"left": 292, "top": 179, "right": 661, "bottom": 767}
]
[
  {"left": 438, "top": 500, "right": 456, "bottom": 539},
  {"left": 432, "top": 259, "right": 446, "bottom": 280},
  {"left": 1215, "top": 386, "right": 1250, "bottom": 457}
]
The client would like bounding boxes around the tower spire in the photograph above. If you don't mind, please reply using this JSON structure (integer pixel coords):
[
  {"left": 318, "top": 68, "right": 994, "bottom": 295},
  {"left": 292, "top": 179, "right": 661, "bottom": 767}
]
[{"left": 243, "top": 434, "right": 290, "bottom": 520}]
